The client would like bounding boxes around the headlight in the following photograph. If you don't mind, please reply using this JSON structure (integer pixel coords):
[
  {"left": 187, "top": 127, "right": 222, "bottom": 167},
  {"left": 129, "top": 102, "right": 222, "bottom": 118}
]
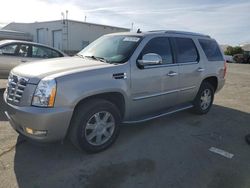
[{"left": 32, "top": 77, "right": 57, "bottom": 107}]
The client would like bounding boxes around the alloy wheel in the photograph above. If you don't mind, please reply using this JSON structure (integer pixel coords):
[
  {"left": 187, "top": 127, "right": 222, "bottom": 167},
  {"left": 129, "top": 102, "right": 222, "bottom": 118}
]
[{"left": 84, "top": 111, "right": 115, "bottom": 146}]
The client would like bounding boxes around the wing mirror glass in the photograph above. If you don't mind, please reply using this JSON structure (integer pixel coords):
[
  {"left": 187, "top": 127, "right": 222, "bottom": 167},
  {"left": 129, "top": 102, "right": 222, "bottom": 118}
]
[{"left": 137, "top": 53, "right": 162, "bottom": 67}]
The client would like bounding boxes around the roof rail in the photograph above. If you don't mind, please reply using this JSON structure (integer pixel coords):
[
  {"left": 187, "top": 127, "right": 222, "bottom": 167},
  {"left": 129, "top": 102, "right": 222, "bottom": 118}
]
[
  {"left": 165, "top": 30, "right": 210, "bottom": 38},
  {"left": 148, "top": 30, "right": 166, "bottom": 33},
  {"left": 148, "top": 30, "right": 210, "bottom": 38}
]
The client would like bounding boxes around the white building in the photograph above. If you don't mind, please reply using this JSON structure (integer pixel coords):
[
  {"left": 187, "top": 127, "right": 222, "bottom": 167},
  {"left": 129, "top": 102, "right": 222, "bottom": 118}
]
[
  {"left": 0, "top": 29, "right": 33, "bottom": 41},
  {"left": 2, "top": 20, "right": 129, "bottom": 54}
]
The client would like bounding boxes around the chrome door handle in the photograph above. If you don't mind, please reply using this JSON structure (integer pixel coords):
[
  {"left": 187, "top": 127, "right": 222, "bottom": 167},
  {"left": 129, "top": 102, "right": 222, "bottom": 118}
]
[
  {"left": 197, "top": 67, "right": 205, "bottom": 72},
  {"left": 167, "top": 71, "right": 178, "bottom": 77}
]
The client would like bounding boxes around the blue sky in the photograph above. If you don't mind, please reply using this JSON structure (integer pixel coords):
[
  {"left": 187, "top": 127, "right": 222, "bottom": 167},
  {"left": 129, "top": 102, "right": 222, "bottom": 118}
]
[{"left": 0, "top": 0, "right": 249, "bottom": 45}]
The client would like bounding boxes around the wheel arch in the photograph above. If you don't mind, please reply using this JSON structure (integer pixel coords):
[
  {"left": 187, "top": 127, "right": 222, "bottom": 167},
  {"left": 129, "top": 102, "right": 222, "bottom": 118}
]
[
  {"left": 73, "top": 92, "right": 126, "bottom": 119},
  {"left": 202, "top": 76, "right": 218, "bottom": 92},
  {"left": 65, "top": 91, "right": 126, "bottom": 140}
]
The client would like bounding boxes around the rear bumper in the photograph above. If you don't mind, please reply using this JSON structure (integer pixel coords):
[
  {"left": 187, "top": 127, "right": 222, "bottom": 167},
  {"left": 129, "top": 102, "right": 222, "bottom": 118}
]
[
  {"left": 4, "top": 92, "right": 74, "bottom": 143},
  {"left": 215, "top": 78, "right": 225, "bottom": 93}
]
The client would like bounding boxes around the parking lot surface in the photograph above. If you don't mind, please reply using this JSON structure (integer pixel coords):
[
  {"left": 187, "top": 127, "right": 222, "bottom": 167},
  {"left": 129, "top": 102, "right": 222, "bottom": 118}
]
[{"left": 0, "top": 63, "right": 250, "bottom": 188}]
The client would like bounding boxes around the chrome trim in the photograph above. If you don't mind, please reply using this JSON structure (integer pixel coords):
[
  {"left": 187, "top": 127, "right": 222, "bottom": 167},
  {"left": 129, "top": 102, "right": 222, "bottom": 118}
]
[
  {"left": 6, "top": 73, "right": 29, "bottom": 104},
  {"left": 113, "top": 72, "right": 127, "bottom": 79},
  {"left": 133, "top": 89, "right": 179, "bottom": 101},
  {"left": 142, "top": 61, "right": 199, "bottom": 69},
  {"left": 167, "top": 71, "right": 178, "bottom": 77},
  {"left": 178, "top": 62, "right": 199, "bottom": 66},
  {"left": 133, "top": 86, "right": 196, "bottom": 101},
  {"left": 179, "top": 86, "right": 196, "bottom": 92},
  {"left": 143, "top": 63, "right": 178, "bottom": 69},
  {"left": 123, "top": 104, "right": 194, "bottom": 124},
  {"left": 197, "top": 67, "right": 205, "bottom": 72}
]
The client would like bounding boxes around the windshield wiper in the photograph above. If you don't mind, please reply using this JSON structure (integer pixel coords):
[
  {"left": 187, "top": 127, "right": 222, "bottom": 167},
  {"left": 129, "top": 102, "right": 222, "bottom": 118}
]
[
  {"left": 75, "top": 54, "right": 85, "bottom": 58},
  {"left": 85, "top": 55, "right": 109, "bottom": 63}
]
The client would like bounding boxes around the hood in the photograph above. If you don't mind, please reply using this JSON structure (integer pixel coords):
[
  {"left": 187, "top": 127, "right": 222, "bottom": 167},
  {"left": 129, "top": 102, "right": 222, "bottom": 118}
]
[{"left": 12, "top": 57, "right": 112, "bottom": 84}]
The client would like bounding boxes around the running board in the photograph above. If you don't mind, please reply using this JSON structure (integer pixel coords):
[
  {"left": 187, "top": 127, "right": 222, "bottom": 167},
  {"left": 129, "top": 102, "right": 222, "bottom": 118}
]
[{"left": 123, "top": 104, "right": 194, "bottom": 124}]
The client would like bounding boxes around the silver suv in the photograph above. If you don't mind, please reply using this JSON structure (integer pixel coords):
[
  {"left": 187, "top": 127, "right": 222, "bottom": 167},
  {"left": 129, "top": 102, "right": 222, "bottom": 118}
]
[{"left": 3, "top": 30, "right": 226, "bottom": 152}]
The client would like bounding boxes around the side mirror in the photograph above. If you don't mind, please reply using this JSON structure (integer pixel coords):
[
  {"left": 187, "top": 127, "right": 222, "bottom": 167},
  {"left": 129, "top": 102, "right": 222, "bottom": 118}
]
[{"left": 137, "top": 53, "right": 162, "bottom": 67}]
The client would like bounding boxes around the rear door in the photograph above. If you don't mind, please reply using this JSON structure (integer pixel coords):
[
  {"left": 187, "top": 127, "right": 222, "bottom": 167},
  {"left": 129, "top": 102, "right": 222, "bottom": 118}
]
[{"left": 171, "top": 37, "right": 202, "bottom": 103}]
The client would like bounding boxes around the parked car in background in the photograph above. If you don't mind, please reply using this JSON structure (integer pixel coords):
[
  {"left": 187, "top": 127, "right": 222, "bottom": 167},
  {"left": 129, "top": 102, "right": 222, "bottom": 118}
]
[
  {"left": 224, "top": 55, "right": 234, "bottom": 63},
  {"left": 233, "top": 53, "right": 250, "bottom": 64},
  {"left": 0, "top": 40, "right": 66, "bottom": 79}
]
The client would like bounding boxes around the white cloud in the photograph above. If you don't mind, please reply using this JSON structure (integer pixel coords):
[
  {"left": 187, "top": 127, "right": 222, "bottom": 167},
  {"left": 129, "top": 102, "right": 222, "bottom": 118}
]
[
  {"left": 0, "top": 0, "right": 249, "bottom": 45},
  {"left": 0, "top": 0, "right": 85, "bottom": 23}
]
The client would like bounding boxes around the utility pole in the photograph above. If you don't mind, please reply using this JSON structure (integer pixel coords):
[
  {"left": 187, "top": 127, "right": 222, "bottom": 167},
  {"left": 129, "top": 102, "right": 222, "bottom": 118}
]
[
  {"left": 61, "top": 10, "right": 69, "bottom": 53},
  {"left": 131, "top": 22, "right": 134, "bottom": 31},
  {"left": 66, "top": 10, "right": 69, "bottom": 52}
]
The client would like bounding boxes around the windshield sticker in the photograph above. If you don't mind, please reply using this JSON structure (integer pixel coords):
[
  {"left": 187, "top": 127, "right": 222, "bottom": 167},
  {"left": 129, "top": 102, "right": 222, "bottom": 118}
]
[{"left": 123, "top": 37, "right": 140, "bottom": 42}]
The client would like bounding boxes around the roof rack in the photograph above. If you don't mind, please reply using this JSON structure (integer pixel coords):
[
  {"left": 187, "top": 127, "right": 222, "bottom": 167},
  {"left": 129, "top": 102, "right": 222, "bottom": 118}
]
[{"left": 148, "top": 30, "right": 210, "bottom": 38}]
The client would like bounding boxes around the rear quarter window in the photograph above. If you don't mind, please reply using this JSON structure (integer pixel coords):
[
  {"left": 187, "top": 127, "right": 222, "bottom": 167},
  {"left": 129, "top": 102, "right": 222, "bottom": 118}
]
[{"left": 199, "top": 39, "right": 224, "bottom": 61}]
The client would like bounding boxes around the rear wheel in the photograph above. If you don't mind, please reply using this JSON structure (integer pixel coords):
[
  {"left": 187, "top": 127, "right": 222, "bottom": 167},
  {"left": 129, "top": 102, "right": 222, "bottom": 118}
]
[
  {"left": 192, "top": 82, "right": 214, "bottom": 114},
  {"left": 69, "top": 99, "right": 121, "bottom": 153}
]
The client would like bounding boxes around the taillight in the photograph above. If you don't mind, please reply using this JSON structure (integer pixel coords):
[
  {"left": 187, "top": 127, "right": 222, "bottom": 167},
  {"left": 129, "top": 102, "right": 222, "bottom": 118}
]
[{"left": 223, "top": 61, "right": 227, "bottom": 78}]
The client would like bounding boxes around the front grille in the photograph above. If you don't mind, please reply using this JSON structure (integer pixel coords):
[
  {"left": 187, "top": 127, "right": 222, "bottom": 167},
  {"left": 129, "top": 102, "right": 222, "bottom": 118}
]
[{"left": 6, "top": 74, "right": 28, "bottom": 103}]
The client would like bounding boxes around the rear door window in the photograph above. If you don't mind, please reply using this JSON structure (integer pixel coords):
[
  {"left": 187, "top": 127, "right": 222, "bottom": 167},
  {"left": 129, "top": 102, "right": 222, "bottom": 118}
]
[
  {"left": 172, "top": 38, "right": 199, "bottom": 63},
  {"left": 199, "top": 39, "right": 224, "bottom": 61},
  {"left": 32, "top": 45, "right": 61, "bottom": 58}
]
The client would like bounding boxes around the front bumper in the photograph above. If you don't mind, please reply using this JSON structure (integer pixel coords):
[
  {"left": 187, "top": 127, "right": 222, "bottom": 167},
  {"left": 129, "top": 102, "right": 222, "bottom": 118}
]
[{"left": 4, "top": 92, "right": 74, "bottom": 143}]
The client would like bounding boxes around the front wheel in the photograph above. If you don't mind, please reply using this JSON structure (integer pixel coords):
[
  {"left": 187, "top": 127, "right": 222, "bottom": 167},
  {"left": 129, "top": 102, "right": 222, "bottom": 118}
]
[
  {"left": 69, "top": 99, "right": 121, "bottom": 153},
  {"left": 192, "top": 82, "right": 214, "bottom": 114}
]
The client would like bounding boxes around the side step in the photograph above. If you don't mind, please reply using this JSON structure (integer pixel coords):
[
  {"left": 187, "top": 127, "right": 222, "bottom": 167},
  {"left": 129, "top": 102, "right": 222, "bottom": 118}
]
[{"left": 123, "top": 103, "right": 194, "bottom": 124}]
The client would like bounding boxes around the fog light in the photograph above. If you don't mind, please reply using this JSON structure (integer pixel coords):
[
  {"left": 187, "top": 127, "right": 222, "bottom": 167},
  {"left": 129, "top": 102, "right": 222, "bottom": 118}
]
[
  {"left": 25, "top": 127, "right": 47, "bottom": 136},
  {"left": 25, "top": 127, "right": 33, "bottom": 134}
]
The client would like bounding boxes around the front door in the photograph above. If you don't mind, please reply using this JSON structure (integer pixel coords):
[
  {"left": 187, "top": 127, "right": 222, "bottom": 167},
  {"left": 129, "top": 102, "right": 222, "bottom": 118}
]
[
  {"left": 0, "top": 43, "right": 20, "bottom": 78},
  {"left": 129, "top": 36, "right": 179, "bottom": 120}
]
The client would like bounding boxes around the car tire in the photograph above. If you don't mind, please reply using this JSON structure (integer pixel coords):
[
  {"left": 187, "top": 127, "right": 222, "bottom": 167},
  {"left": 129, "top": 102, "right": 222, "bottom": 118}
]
[
  {"left": 192, "top": 82, "right": 214, "bottom": 115},
  {"left": 69, "top": 99, "right": 121, "bottom": 153}
]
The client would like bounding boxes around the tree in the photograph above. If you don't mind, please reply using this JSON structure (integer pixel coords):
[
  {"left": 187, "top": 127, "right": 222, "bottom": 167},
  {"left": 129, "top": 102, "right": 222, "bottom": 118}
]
[{"left": 224, "top": 46, "right": 244, "bottom": 55}]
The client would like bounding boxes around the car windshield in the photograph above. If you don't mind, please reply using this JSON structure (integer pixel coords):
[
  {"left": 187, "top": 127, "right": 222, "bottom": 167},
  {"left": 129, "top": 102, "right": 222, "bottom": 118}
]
[{"left": 78, "top": 35, "right": 142, "bottom": 64}]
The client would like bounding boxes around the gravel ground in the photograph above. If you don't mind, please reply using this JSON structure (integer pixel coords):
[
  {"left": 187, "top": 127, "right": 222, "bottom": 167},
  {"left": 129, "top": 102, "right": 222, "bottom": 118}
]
[{"left": 0, "top": 63, "right": 250, "bottom": 188}]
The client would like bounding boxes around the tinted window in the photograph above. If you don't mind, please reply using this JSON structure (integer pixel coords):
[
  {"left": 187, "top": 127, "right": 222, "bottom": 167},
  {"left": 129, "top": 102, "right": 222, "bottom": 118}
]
[
  {"left": 0, "top": 44, "right": 18, "bottom": 55},
  {"left": 32, "top": 46, "right": 61, "bottom": 58},
  {"left": 173, "top": 38, "right": 198, "bottom": 63},
  {"left": 141, "top": 37, "right": 173, "bottom": 64},
  {"left": 199, "top": 39, "right": 224, "bottom": 61}
]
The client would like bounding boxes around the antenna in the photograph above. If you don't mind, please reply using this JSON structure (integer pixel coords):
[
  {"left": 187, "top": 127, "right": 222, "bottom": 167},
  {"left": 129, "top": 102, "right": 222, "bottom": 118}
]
[
  {"left": 61, "top": 12, "right": 65, "bottom": 20},
  {"left": 66, "top": 10, "right": 68, "bottom": 20},
  {"left": 61, "top": 12, "right": 65, "bottom": 24}
]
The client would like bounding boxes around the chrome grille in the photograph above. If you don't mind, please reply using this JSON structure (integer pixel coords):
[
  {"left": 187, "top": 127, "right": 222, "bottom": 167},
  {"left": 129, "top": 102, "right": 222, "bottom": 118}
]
[{"left": 6, "top": 74, "right": 28, "bottom": 103}]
